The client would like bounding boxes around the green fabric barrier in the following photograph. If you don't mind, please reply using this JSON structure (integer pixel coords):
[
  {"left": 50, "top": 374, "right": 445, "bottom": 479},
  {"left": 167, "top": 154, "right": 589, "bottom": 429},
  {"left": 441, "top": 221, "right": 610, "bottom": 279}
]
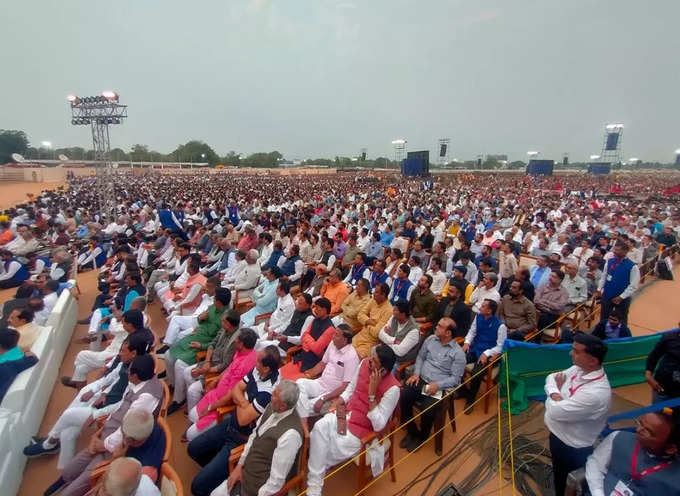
[{"left": 500, "top": 332, "right": 668, "bottom": 414}]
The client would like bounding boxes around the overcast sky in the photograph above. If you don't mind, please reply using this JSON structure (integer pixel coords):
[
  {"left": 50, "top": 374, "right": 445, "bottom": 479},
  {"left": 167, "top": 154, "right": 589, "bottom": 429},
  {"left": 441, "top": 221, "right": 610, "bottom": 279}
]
[{"left": 2, "top": 0, "right": 679, "bottom": 162}]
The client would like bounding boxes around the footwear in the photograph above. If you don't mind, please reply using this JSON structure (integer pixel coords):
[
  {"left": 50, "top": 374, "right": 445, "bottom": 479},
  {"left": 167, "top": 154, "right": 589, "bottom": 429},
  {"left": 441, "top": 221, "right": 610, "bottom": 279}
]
[
  {"left": 157, "top": 371, "right": 167, "bottom": 379},
  {"left": 24, "top": 439, "right": 60, "bottom": 458},
  {"left": 75, "top": 335, "right": 97, "bottom": 344},
  {"left": 406, "top": 435, "right": 424, "bottom": 453},
  {"left": 156, "top": 344, "right": 170, "bottom": 355},
  {"left": 463, "top": 398, "right": 475, "bottom": 415},
  {"left": 44, "top": 477, "right": 66, "bottom": 495},
  {"left": 399, "top": 433, "right": 413, "bottom": 449},
  {"left": 60, "top": 377, "right": 83, "bottom": 389},
  {"left": 77, "top": 316, "right": 91, "bottom": 325},
  {"left": 166, "top": 400, "right": 186, "bottom": 416}
]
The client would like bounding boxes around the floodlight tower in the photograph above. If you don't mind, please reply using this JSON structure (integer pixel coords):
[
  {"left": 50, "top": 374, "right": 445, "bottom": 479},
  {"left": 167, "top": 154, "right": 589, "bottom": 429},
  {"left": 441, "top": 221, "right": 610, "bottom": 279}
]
[
  {"left": 601, "top": 124, "right": 624, "bottom": 164},
  {"left": 438, "top": 138, "right": 450, "bottom": 166},
  {"left": 391, "top": 139, "right": 407, "bottom": 169},
  {"left": 67, "top": 92, "right": 127, "bottom": 221}
]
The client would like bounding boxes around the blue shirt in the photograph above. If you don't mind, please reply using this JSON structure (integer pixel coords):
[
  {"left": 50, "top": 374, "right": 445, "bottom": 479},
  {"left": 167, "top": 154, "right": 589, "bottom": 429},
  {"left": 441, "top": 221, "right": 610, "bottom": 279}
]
[{"left": 0, "top": 346, "right": 24, "bottom": 364}]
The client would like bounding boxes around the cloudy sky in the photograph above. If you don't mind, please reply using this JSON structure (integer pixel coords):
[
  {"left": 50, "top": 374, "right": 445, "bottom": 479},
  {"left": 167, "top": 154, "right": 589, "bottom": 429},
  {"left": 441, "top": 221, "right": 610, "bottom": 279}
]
[{"left": 2, "top": 0, "right": 679, "bottom": 162}]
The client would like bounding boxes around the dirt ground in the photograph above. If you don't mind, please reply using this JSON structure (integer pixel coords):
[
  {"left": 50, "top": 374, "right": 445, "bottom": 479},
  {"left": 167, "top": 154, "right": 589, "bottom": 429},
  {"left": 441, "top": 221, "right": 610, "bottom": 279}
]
[{"left": 0, "top": 181, "right": 67, "bottom": 210}]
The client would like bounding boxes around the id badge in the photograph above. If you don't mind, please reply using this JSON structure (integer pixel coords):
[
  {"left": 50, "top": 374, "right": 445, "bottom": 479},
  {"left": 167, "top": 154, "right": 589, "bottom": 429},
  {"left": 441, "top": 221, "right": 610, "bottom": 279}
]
[
  {"left": 606, "top": 275, "right": 613, "bottom": 282},
  {"left": 609, "top": 480, "right": 634, "bottom": 496}
]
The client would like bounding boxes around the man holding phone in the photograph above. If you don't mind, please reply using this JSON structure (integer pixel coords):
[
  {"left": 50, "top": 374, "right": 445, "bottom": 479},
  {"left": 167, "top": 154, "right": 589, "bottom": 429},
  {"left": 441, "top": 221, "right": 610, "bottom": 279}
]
[{"left": 305, "top": 345, "right": 400, "bottom": 496}]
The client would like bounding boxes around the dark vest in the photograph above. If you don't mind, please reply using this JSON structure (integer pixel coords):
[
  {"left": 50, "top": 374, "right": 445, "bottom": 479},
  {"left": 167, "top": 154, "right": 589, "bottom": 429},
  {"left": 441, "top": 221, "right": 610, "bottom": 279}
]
[
  {"left": 242, "top": 407, "right": 304, "bottom": 496},
  {"left": 369, "top": 270, "right": 388, "bottom": 289},
  {"left": 603, "top": 257, "right": 634, "bottom": 300},
  {"left": 603, "top": 431, "right": 680, "bottom": 496},
  {"left": 319, "top": 250, "right": 333, "bottom": 266},
  {"left": 102, "top": 377, "right": 164, "bottom": 438},
  {"left": 471, "top": 314, "right": 502, "bottom": 359},
  {"left": 389, "top": 278, "right": 413, "bottom": 304},
  {"left": 386, "top": 317, "right": 420, "bottom": 362},
  {"left": 280, "top": 255, "right": 300, "bottom": 276}
]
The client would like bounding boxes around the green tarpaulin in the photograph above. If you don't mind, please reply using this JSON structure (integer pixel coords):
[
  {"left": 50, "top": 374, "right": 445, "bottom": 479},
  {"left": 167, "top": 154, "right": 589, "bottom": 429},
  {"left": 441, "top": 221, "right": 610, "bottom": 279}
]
[{"left": 500, "top": 331, "right": 671, "bottom": 414}]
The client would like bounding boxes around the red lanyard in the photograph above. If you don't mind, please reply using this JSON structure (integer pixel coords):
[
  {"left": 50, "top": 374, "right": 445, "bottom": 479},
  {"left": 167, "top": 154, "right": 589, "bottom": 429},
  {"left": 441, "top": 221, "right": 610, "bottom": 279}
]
[
  {"left": 568, "top": 372, "right": 605, "bottom": 397},
  {"left": 608, "top": 257, "right": 624, "bottom": 274},
  {"left": 631, "top": 442, "right": 673, "bottom": 480}
]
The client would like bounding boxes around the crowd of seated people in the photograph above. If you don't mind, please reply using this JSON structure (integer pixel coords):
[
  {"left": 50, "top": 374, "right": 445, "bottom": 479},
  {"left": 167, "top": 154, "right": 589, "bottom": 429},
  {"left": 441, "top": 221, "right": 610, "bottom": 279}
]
[{"left": 1, "top": 170, "right": 679, "bottom": 496}]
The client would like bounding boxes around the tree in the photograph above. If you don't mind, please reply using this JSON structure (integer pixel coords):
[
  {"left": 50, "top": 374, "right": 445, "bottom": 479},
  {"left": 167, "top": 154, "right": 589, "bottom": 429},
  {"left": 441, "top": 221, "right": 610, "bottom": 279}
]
[
  {"left": 242, "top": 151, "right": 283, "bottom": 168},
  {"left": 0, "top": 129, "right": 29, "bottom": 164},
  {"left": 129, "top": 144, "right": 150, "bottom": 162},
  {"left": 171, "top": 140, "right": 220, "bottom": 166}
]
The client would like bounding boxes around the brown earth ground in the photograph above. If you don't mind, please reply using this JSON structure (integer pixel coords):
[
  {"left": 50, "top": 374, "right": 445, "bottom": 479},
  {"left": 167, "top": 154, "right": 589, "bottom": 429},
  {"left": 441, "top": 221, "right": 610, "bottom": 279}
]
[{"left": 0, "top": 181, "right": 67, "bottom": 210}]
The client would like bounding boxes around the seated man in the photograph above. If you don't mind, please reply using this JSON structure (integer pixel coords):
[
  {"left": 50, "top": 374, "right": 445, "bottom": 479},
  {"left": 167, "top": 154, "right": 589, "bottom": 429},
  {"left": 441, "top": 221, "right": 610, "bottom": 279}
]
[
  {"left": 0, "top": 327, "right": 38, "bottom": 403},
  {"left": 0, "top": 248, "right": 31, "bottom": 288},
  {"left": 388, "top": 264, "right": 415, "bottom": 305},
  {"left": 439, "top": 264, "right": 474, "bottom": 303},
  {"left": 590, "top": 310, "right": 632, "bottom": 341},
  {"left": 280, "top": 298, "right": 335, "bottom": 380},
  {"left": 163, "top": 288, "right": 230, "bottom": 389},
  {"left": 91, "top": 457, "right": 160, "bottom": 496},
  {"left": 7, "top": 307, "right": 41, "bottom": 352},
  {"left": 160, "top": 259, "right": 207, "bottom": 315},
  {"left": 431, "top": 281, "right": 473, "bottom": 339},
  {"left": 342, "top": 252, "right": 369, "bottom": 289},
  {"left": 44, "top": 356, "right": 164, "bottom": 496},
  {"left": 25, "top": 334, "right": 149, "bottom": 468},
  {"left": 534, "top": 270, "right": 569, "bottom": 330},
  {"left": 187, "top": 346, "right": 281, "bottom": 496},
  {"left": 469, "top": 272, "right": 501, "bottom": 314},
  {"left": 211, "top": 381, "right": 304, "bottom": 496},
  {"left": 406, "top": 256, "right": 423, "bottom": 285},
  {"left": 561, "top": 262, "right": 587, "bottom": 311},
  {"left": 64, "top": 301, "right": 150, "bottom": 389},
  {"left": 224, "top": 249, "right": 261, "bottom": 299},
  {"left": 239, "top": 266, "right": 281, "bottom": 327},
  {"left": 378, "top": 300, "right": 421, "bottom": 364},
  {"left": 584, "top": 410, "right": 680, "bottom": 496},
  {"left": 86, "top": 272, "right": 146, "bottom": 350},
  {"left": 306, "top": 345, "right": 400, "bottom": 496},
  {"left": 304, "top": 263, "right": 328, "bottom": 298},
  {"left": 409, "top": 274, "right": 437, "bottom": 325},
  {"left": 352, "top": 282, "right": 393, "bottom": 358},
  {"left": 497, "top": 280, "right": 537, "bottom": 341},
  {"left": 461, "top": 299, "right": 506, "bottom": 413},
  {"left": 159, "top": 276, "right": 218, "bottom": 352},
  {"left": 335, "top": 277, "right": 371, "bottom": 330},
  {"left": 295, "top": 324, "right": 360, "bottom": 418},
  {"left": 400, "top": 317, "right": 466, "bottom": 451},
  {"left": 187, "top": 329, "right": 259, "bottom": 441},
  {"left": 256, "top": 292, "right": 314, "bottom": 356},
  {"left": 320, "top": 268, "right": 350, "bottom": 316},
  {"left": 252, "top": 279, "right": 294, "bottom": 340},
  {"left": 367, "top": 259, "right": 391, "bottom": 291},
  {"left": 168, "top": 309, "right": 241, "bottom": 415}
]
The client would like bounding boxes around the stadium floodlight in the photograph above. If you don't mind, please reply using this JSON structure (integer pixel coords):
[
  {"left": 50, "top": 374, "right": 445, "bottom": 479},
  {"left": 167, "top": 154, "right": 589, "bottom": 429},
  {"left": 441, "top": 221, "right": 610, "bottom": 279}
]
[
  {"left": 41, "top": 141, "right": 52, "bottom": 148},
  {"left": 628, "top": 157, "right": 639, "bottom": 163},
  {"left": 605, "top": 124, "right": 624, "bottom": 130},
  {"left": 675, "top": 149, "right": 680, "bottom": 155},
  {"left": 527, "top": 151, "right": 539, "bottom": 157},
  {"left": 590, "top": 154, "right": 601, "bottom": 160},
  {"left": 102, "top": 90, "right": 119, "bottom": 101},
  {"left": 391, "top": 139, "right": 407, "bottom": 145},
  {"left": 67, "top": 91, "right": 127, "bottom": 221}
]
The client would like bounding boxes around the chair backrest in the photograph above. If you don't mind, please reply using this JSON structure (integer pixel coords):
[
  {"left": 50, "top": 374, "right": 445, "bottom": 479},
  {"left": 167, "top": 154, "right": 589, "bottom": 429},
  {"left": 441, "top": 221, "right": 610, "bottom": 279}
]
[
  {"left": 157, "top": 416, "right": 172, "bottom": 462},
  {"left": 159, "top": 379, "right": 170, "bottom": 417},
  {"left": 160, "top": 463, "right": 183, "bottom": 496}
]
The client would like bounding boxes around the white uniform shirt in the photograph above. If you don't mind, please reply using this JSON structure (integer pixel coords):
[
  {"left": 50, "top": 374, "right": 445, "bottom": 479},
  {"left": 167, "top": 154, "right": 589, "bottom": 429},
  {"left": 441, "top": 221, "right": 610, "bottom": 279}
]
[{"left": 544, "top": 365, "right": 611, "bottom": 448}]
